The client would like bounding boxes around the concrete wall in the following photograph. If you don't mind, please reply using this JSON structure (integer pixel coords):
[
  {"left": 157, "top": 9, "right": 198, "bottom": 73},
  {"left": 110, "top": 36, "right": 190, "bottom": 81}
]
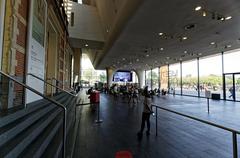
[{"left": 68, "top": 2, "right": 104, "bottom": 42}]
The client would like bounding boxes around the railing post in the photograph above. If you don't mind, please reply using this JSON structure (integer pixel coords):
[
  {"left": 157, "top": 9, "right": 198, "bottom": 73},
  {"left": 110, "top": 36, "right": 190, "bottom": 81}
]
[
  {"left": 155, "top": 106, "right": 158, "bottom": 136},
  {"left": 63, "top": 107, "right": 67, "bottom": 158},
  {"left": 232, "top": 132, "right": 238, "bottom": 158},
  {"left": 207, "top": 98, "right": 210, "bottom": 114}
]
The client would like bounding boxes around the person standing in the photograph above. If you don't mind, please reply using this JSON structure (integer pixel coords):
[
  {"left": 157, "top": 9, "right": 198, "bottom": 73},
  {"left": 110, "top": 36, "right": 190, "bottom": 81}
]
[{"left": 138, "top": 91, "right": 152, "bottom": 137}]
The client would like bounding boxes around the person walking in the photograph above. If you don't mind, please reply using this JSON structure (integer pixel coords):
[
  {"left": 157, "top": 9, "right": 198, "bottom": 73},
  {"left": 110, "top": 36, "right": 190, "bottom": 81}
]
[{"left": 138, "top": 90, "right": 152, "bottom": 137}]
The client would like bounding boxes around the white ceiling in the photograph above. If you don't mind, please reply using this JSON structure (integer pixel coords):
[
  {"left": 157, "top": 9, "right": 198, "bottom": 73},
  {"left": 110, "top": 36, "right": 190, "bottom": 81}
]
[{"left": 97, "top": 0, "right": 240, "bottom": 70}]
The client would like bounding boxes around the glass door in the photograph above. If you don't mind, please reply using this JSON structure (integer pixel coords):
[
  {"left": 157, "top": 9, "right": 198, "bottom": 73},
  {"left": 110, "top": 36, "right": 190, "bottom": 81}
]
[
  {"left": 224, "top": 74, "right": 234, "bottom": 101},
  {"left": 234, "top": 74, "right": 240, "bottom": 101}
]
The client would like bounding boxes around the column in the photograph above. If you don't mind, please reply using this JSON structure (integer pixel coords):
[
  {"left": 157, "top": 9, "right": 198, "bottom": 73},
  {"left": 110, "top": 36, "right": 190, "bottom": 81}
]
[
  {"left": 73, "top": 48, "right": 82, "bottom": 83},
  {"left": 135, "top": 69, "right": 145, "bottom": 88},
  {"left": 106, "top": 67, "right": 114, "bottom": 88}
]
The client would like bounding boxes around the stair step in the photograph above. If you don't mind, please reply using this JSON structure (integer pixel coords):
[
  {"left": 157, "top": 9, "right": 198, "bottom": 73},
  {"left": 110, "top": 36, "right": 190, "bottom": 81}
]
[
  {"left": 0, "top": 92, "right": 77, "bottom": 157},
  {"left": 42, "top": 122, "right": 63, "bottom": 158},
  {"left": 0, "top": 94, "right": 68, "bottom": 129},
  {"left": 0, "top": 107, "right": 62, "bottom": 158},
  {"left": 0, "top": 105, "right": 56, "bottom": 147},
  {"left": 19, "top": 112, "right": 63, "bottom": 158}
]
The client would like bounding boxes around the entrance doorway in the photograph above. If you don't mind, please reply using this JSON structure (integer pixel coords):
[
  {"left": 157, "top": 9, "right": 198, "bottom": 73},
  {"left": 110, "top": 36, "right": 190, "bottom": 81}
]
[{"left": 223, "top": 73, "right": 240, "bottom": 101}]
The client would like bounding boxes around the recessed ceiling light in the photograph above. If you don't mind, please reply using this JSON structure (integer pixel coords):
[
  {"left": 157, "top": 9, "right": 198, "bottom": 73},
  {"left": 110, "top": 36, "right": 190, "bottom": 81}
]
[
  {"left": 184, "top": 50, "right": 188, "bottom": 54},
  {"left": 225, "top": 16, "right": 232, "bottom": 20},
  {"left": 166, "top": 57, "right": 170, "bottom": 60},
  {"left": 182, "top": 36, "right": 188, "bottom": 40},
  {"left": 122, "top": 58, "right": 125, "bottom": 61},
  {"left": 85, "top": 44, "right": 88, "bottom": 47},
  {"left": 220, "top": 17, "right": 225, "bottom": 21},
  {"left": 159, "top": 32, "right": 164, "bottom": 36},
  {"left": 210, "top": 42, "right": 215, "bottom": 45},
  {"left": 198, "top": 53, "right": 202, "bottom": 56},
  {"left": 179, "top": 58, "right": 182, "bottom": 61},
  {"left": 227, "top": 45, "right": 232, "bottom": 48},
  {"left": 146, "top": 54, "right": 149, "bottom": 57},
  {"left": 136, "top": 59, "right": 139, "bottom": 62},
  {"left": 202, "top": 11, "right": 207, "bottom": 17},
  {"left": 160, "top": 48, "right": 164, "bottom": 51},
  {"left": 195, "top": 6, "right": 202, "bottom": 11}
]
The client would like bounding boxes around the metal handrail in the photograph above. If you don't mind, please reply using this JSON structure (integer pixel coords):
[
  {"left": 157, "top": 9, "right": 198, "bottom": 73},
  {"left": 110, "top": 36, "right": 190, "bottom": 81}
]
[
  {"left": 0, "top": 71, "right": 66, "bottom": 158},
  {"left": 27, "top": 73, "right": 76, "bottom": 97},
  {"left": 51, "top": 77, "right": 75, "bottom": 94},
  {"left": 151, "top": 104, "right": 239, "bottom": 158}
]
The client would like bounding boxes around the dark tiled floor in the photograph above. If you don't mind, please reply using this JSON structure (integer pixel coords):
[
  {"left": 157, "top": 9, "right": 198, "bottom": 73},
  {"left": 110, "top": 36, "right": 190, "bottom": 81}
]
[{"left": 73, "top": 92, "right": 240, "bottom": 158}]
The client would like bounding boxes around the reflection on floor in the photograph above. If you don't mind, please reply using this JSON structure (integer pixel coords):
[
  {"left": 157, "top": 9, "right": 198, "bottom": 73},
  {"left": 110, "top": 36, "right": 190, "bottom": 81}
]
[{"left": 73, "top": 92, "right": 240, "bottom": 158}]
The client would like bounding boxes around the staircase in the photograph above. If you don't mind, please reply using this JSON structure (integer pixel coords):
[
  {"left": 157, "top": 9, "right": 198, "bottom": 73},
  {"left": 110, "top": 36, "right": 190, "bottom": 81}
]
[{"left": 0, "top": 92, "right": 77, "bottom": 158}]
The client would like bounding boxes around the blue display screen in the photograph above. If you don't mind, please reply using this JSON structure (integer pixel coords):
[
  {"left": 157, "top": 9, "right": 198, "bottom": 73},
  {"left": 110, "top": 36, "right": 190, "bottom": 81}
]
[{"left": 113, "top": 71, "right": 132, "bottom": 82}]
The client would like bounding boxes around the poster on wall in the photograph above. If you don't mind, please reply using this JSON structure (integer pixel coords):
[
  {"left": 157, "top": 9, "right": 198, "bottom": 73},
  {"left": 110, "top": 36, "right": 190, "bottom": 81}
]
[{"left": 26, "top": 0, "right": 47, "bottom": 104}]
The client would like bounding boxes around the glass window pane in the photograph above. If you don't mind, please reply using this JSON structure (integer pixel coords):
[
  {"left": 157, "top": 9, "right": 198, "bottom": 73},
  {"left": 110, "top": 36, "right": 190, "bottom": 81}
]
[
  {"left": 152, "top": 68, "right": 159, "bottom": 90},
  {"left": 224, "top": 49, "right": 240, "bottom": 73},
  {"left": 81, "top": 54, "right": 106, "bottom": 87},
  {"left": 160, "top": 65, "right": 168, "bottom": 91},
  {"left": 199, "top": 54, "right": 223, "bottom": 98},
  {"left": 146, "top": 70, "right": 151, "bottom": 88},
  {"left": 182, "top": 60, "right": 198, "bottom": 96},
  {"left": 169, "top": 63, "right": 181, "bottom": 94}
]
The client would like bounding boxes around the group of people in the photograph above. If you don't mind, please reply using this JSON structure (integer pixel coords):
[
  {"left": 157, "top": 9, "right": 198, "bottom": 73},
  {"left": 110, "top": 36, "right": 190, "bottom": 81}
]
[{"left": 108, "top": 84, "right": 140, "bottom": 103}]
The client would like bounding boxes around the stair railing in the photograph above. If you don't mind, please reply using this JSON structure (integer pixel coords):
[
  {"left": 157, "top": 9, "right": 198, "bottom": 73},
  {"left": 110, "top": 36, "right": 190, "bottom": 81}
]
[
  {"left": 51, "top": 77, "right": 74, "bottom": 93},
  {"left": 27, "top": 73, "right": 76, "bottom": 97},
  {"left": 0, "top": 70, "right": 67, "bottom": 158}
]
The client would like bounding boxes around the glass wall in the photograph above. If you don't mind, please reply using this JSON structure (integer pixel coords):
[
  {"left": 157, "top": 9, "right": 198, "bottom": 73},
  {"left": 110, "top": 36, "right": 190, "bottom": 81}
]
[
  {"left": 182, "top": 60, "right": 198, "bottom": 96},
  {"left": 152, "top": 68, "right": 159, "bottom": 90},
  {"left": 142, "top": 48, "right": 240, "bottom": 101},
  {"left": 81, "top": 54, "right": 106, "bottom": 87},
  {"left": 224, "top": 49, "right": 240, "bottom": 100},
  {"left": 160, "top": 65, "right": 168, "bottom": 91},
  {"left": 169, "top": 63, "right": 181, "bottom": 94},
  {"left": 199, "top": 54, "right": 223, "bottom": 98},
  {"left": 146, "top": 70, "right": 151, "bottom": 88},
  {"left": 224, "top": 49, "right": 240, "bottom": 73}
]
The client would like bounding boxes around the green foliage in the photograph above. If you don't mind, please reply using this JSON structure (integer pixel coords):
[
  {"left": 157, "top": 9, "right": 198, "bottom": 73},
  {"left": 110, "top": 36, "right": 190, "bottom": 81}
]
[{"left": 99, "top": 73, "right": 106, "bottom": 82}]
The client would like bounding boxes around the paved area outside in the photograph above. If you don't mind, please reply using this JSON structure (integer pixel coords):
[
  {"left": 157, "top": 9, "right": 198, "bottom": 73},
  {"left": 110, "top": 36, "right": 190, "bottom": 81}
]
[{"left": 73, "top": 91, "right": 240, "bottom": 158}]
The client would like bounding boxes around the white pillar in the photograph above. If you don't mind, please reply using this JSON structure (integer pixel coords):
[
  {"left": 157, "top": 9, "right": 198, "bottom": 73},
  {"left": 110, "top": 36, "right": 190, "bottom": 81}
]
[
  {"left": 135, "top": 69, "right": 145, "bottom": 88},
  {"left": 106, "top": 67, "right": 114, "bottom": 88}
]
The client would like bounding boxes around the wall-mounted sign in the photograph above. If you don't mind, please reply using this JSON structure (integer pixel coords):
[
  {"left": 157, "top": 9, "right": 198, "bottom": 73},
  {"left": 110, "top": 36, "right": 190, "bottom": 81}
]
[{"left": 26, "top": 0, "right": 47, "bottom": 104}]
